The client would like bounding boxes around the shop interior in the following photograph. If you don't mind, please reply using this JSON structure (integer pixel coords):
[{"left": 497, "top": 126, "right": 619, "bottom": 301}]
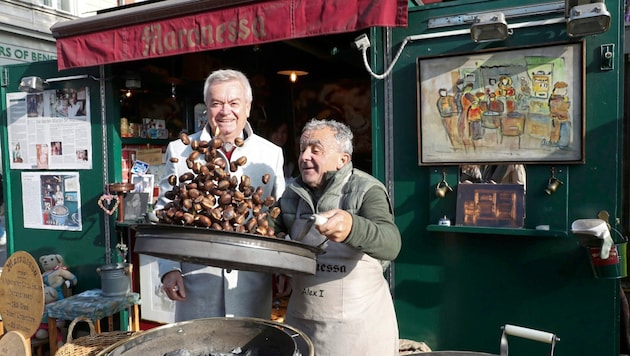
[{"left": 112, "top": 30, "right": 375, "bottom": 184}]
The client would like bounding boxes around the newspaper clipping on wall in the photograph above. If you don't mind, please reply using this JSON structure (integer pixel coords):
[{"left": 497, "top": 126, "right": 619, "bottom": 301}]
[
  {"left": 22, "top": 171, "right": 82, "bottom": 231},
  {"left": 7, "top": 87, "right": 92, "bottom": 170}
]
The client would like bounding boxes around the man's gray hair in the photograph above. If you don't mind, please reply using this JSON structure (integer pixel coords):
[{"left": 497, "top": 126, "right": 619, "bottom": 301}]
[
  {"left": 303, "top": 118, "right": 354, "bottom": 156},
  {"left": 203, "top": 69, "right": 253, "bottom": 105}
]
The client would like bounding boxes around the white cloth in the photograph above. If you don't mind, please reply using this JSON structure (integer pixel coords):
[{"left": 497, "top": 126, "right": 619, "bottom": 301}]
[{"left": 157, "top": 122, "right": 285, "bottom": 320}]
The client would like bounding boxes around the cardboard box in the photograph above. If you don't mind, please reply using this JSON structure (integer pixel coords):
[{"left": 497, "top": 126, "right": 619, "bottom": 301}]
[
  {"left": 456, "top": 184, "right": 525, "bottom": 228},
  {"left": 136, "top": 148, "right": 163, "bottom": 166}
]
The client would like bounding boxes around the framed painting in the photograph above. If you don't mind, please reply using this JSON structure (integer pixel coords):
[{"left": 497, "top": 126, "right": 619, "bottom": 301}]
[{"left": 417, "top": 42, "right": 584, "bottom": 165}]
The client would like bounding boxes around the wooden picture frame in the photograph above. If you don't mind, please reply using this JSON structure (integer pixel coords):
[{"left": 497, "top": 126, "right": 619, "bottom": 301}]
[{"left": 417, "top": 42, "right": 584, "bottom": 165}]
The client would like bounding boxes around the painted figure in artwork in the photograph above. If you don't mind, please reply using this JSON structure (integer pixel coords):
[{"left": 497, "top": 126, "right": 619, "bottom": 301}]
[{"left": 547, "top": 81, "right": 571, "bottom": 148}]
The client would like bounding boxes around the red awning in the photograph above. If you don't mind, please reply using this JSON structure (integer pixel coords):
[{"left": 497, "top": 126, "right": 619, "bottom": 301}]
[{"left": 52, "top": 0, "right": 408, "bottom": 70}]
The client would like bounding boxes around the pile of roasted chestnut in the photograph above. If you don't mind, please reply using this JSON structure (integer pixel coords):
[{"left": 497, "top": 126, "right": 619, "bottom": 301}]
[{"left": 155, "top": 132, "right": 282, "bottom": 238}]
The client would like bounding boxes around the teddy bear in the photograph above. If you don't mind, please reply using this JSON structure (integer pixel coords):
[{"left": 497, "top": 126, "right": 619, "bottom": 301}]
[
  {"left": 33, "top": 285, "right": 64, "bottom": 348},
  {"left": 39, "top": 254, "right": 78, "bottom": 301}
]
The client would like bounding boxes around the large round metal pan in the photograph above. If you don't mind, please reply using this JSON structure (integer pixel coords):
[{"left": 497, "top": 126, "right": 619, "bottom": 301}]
[
  {"left": 97, "top": 317, "right": 311, "bottom": 356},
  {"left": 132, "top": 224, "right": 323, "bottom": 275}
]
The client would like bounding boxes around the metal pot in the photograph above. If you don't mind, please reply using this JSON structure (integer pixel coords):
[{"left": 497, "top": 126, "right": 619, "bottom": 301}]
[
  {"left": 96, "top": 262, "right": 131, "bottom": 297},
  {"left": 99, "top": 317, "right": 313, "bottom": 356}
]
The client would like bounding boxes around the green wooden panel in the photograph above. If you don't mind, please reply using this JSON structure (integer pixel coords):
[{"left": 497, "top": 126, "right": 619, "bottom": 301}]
[
  {"left": 1, "top": 61, "right": 116, "bottom": 291},
  {"left": 378, "top": 1, "right": 624, "bottom": 355}
]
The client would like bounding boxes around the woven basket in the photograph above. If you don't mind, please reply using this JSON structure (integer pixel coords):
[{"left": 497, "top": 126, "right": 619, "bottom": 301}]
[{"left": 56, "top": 316, "right": 137, "bottom": 356}]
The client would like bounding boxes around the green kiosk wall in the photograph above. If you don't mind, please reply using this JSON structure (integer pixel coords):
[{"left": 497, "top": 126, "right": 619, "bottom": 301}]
[
  {"left": 1, "top": 61, "right": 119, "bottom": 291},
  {"left": 380, "top": 1, "right": 624, "bottom": 355}
]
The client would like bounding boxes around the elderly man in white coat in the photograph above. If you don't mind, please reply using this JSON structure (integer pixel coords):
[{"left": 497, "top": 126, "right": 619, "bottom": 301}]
[{"left": 156, "top": 69, "right": 285, "bottom": 321}]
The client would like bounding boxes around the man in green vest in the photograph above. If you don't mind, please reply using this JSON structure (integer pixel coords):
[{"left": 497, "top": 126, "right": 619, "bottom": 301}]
[{"left": 271, "top": 118, "right": 402, "bottom": 355}]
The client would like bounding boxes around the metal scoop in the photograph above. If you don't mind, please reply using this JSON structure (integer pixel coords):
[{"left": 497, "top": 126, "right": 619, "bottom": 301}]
[{"left": 294, "top": 214, "right": 328, "bottom": 243}]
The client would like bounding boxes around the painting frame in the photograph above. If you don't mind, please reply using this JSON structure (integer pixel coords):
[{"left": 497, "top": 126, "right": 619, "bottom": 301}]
[
  {"left": 123, "top": 192, "right": 149, "bottom": 222},
  {"left": 139, "top": 254, "right": 176, "bottom": 324},
  {"left": 417, "top": 41, "right": 585, "bottom": 165},
  {"left": 131, "top": 173, "right": 155, "bottom": 202}
]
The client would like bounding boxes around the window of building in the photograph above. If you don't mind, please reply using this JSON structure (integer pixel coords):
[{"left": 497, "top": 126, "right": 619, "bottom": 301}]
[{"left": 34, "top": 0, "right": 75, "bottom": 14}]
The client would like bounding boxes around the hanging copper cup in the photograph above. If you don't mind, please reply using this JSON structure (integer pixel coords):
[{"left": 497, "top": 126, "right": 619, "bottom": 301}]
[{"left": 435, "top": 180, "right": 453, "bottom": 198}]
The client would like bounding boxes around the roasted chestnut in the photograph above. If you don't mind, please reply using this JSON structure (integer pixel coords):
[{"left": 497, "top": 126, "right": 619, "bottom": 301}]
[
  {"left": 180, "top": 133, "right": 191, "bottom": 145},
  {"left": 179, "top": 172, "right": 194, "bottom": 183},
  {"left": 235, "top": 156, "right": 247, "bottom": 167},
  {"left": 155, "top": 150, "right": 283, "bottom": 238}
]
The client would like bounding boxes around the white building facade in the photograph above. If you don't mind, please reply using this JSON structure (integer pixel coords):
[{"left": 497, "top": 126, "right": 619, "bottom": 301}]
[{"left": 0, "top": 0, "right": 124, "bottom": 66}]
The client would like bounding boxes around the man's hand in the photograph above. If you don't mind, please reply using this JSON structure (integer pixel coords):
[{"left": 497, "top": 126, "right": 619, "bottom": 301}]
[
  {"left": 161, "top": 270, "right": 186, "bottom": 301},
  {"left": 274, "top": 274, "right": 292, "bottom": 298},
  {"left": 316, "top": 209, "right": 353, "bottom": 243}
]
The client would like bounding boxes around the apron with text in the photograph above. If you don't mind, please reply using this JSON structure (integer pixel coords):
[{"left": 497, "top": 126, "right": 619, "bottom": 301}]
[{"left": 285, "top": 217, "right": 399, "bottom": 355}]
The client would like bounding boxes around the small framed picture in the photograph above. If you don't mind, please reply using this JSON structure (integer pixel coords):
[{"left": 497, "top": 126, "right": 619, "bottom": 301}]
[
  {"left": 123, "top": 192, "right": 149, "bottom": 222},
  {"left": 132, "top": 174, "right": 155, "bottom": 202}
]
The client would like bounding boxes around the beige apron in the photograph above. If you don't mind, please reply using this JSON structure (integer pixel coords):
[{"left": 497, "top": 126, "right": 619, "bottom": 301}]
[{"left": 285, "top": 217, "right": 399, "bottom": 355}]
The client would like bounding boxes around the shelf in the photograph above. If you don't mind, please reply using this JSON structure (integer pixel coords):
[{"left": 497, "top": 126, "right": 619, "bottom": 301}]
[
  {"left": 122, "top": 138, "right": 170, "bottom": 145},
  {"left": 426, "top": 224, "right": 568, "bottom": 238},
  {"left": 116, "top": 221, "right": 140, "bottom": 228}
]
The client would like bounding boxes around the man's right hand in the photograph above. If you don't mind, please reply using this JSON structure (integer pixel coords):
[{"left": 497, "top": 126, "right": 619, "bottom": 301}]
[
  {"left": 274, "top": 274, "right": 292, "bottom": 298},
  {"left": 161, "top": 270, "right": 186, "bottom": 301}
]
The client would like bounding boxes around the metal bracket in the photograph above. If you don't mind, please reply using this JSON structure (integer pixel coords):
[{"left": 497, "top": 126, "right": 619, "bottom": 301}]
[
  {"left": 428, "top": 2, "right": 565, "bottom": 29},
  {"left": 1, "top": 68, "right": 7, "bottom": 87},
  {"left": 600, "top": 44, "right": 614, "bottom": 71}
]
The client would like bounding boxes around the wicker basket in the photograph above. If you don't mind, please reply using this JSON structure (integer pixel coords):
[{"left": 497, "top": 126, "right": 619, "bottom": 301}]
[{"left": 56, "top": 316, "right": 137, "bottom": 356}]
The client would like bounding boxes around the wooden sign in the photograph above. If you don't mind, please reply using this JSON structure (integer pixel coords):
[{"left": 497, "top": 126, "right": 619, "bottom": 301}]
[
  {"left": 0, "top": 251, "right": 45, "bottom": 339},
  {"left": 0, "top": 330, "right": 30, "bottom": 355}
]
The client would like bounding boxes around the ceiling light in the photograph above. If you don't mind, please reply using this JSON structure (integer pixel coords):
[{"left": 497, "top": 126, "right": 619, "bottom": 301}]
[
  {"left": 277, "top": 70, "right": 308, "bottom": 83},
  {"left": 566, "top": 2, "right": 610, "bottom": 37},
  {"left": 470, "top": 12, "right": 509, "bottom": 43}
]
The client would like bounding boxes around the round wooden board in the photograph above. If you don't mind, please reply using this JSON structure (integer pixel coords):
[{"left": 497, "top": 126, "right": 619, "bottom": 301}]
[
  {"left": 0, "top": 330, "right": 30, "bottom": 355},
  {"left": 0, "top": 251, "right": 45, "bottom": 339}
]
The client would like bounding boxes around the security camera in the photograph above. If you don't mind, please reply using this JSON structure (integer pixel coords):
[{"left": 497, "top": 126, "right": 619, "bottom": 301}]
[{"left": 352, "top": 34, "right": 371, "bottom": 51}]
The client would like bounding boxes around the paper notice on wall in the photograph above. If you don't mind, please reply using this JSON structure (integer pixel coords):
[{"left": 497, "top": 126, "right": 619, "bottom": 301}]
[
  {"left": 7, "top": 88, "right": 92, "bottom": 170},
  {"left": 22, "top": 171, "right": 82, "bottom": 231}
]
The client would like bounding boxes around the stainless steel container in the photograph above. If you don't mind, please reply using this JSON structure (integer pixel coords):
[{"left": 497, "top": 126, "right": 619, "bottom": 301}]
[{"left": 98, "top": 317, "right": 314, "bottom": 356}]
